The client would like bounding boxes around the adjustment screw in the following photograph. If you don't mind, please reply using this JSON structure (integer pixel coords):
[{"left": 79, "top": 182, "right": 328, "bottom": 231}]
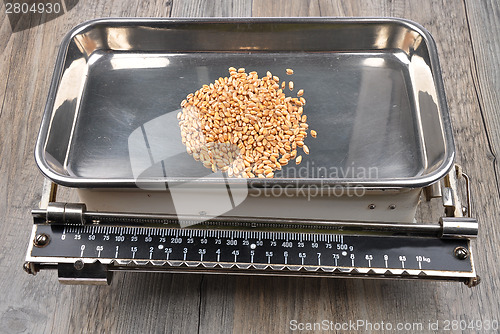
[
  {"left": 368, "top": 204, "right": 376, "bottom": 210},
  {"left": 74, "top": 260, "right": 85, "bottom": 270},
  {"left": 462, "top": 206, "right": 468, "bottom": 216},
  {"left": 389, "top": 204, "right": 396, "bottom": 210},
  {"left": 23, "top": 262, "right": 34, "bottom": 275},
  {"left": 466, "top": 276, "right": 481, "bottom": 287},
  {"left": 33, "top": 234, "right": 50, "bottom": 247},
  {"left": 454, "top": 246, "right": 469, "bottom": 260}
]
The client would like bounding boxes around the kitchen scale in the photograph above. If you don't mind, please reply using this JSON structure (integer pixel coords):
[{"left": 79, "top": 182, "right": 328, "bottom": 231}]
[{"left": 24, "top": 18, "right": 479, "bottom": 286}]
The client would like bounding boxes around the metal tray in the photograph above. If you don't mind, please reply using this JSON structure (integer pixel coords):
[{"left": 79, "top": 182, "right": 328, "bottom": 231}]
[{"left": 36, "top": 18, "right": 454, "bottom": 190}]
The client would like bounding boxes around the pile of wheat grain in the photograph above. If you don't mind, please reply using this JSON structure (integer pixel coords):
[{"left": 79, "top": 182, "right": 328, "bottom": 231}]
[{"left": 177, "top": 67, "right": 316, "bottom": 178}]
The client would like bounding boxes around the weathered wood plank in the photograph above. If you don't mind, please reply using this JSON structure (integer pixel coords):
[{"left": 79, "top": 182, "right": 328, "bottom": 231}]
[
  {"left": 463, "top": 0, "right": 500, "bottom": 194},
  {"left": 171, "top": 0, "right": 251, "bottom": 17}
]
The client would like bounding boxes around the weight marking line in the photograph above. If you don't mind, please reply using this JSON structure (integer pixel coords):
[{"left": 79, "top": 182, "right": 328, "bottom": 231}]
[
  {"left": 385, "top": 259, "right": 388, "bottom": 268},
  {"left": 418, "top": 261, "right": 422, "bottom": 269},
  {"left": 115, "top": 246, "right": 119, "bottom": 258}
]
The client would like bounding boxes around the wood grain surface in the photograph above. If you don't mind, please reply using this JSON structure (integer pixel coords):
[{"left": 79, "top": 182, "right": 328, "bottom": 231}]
[{"left": 0, "top": 1, "right": 498, "bottom": 333}]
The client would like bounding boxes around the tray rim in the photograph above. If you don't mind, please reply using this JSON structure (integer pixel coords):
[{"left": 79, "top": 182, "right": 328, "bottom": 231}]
[{"left": 34, "top": 17, "right": 455, "bottom": 189}]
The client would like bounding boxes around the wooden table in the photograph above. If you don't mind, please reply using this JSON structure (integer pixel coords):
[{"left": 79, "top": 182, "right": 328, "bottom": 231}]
[{"left": 1, "top": 1, "right": 498, "bottom": 333}]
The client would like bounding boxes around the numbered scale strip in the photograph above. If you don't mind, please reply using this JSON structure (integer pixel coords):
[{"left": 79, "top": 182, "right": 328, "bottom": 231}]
[{"left": 27, "top": 224, "right": 475, "bottom": 281}]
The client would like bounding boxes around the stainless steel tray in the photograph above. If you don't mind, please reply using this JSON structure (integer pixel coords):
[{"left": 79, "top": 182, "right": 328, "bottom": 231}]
[{"left": 36, "top": 18, "right": 454, "bottom": 189}]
